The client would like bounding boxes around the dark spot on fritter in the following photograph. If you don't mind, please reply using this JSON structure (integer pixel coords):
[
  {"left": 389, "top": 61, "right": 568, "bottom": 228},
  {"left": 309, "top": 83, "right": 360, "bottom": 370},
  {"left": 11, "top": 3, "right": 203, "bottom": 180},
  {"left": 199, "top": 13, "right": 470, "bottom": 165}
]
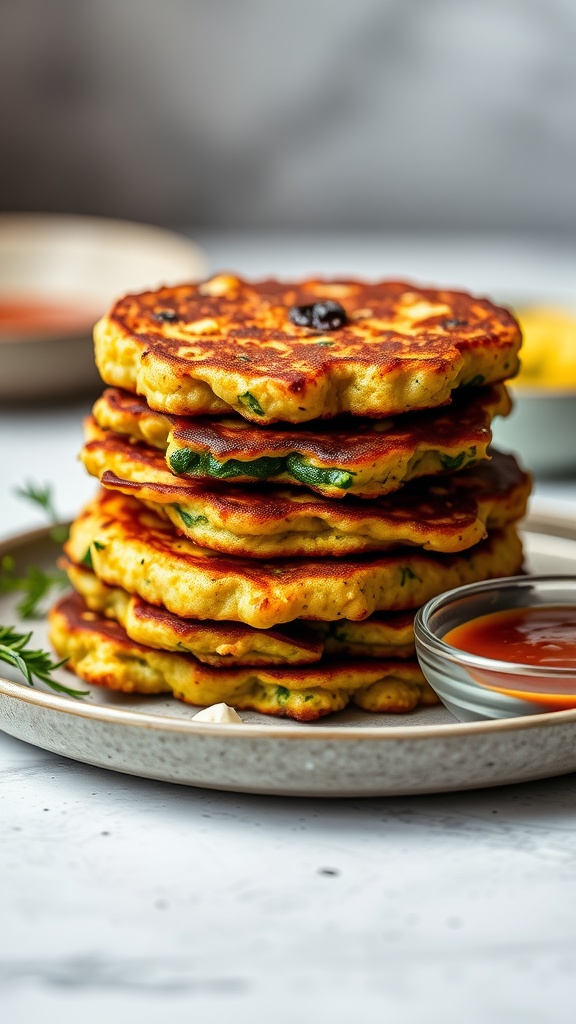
[
  {"left": 289, "top": 301, "right": 347, "bottom": 331},
  {"left": 442, "top": 318, "right": 467, "bottom": 329},
  {"left": 155, "top": 310, "right": 179, "bottom": 322}
]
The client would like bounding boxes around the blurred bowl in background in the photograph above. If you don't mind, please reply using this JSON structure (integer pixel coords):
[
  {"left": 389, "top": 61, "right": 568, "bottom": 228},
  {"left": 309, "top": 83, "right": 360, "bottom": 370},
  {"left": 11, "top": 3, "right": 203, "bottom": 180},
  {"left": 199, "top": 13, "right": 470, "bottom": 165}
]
[
  {"left": 490, "top": 299, "right": 576, "bottom": 477},
  {"left": 492, "top": 388, "right": 576, "bottom": 476},
  {"left": 0, "top": 214, "right": 207, "bottom": 401}
]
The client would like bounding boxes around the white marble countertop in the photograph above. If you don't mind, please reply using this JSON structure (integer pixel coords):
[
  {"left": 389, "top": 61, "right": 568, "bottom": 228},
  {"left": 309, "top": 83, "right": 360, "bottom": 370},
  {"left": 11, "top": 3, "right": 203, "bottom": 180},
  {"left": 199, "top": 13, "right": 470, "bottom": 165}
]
[{"left": 2, "top": 234, "right": 576, "bottom": 1023}]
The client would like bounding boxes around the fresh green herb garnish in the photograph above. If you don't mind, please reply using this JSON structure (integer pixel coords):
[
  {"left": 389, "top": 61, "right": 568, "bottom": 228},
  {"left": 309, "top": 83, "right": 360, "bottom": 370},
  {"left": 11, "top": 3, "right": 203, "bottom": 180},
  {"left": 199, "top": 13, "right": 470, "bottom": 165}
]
[
  {"left": 15, "top": 481, "right": 69, "bottom": 543},
  {"left": 15, "top": 480, "right": 58, "bottom": 518},
  {"left": 0, "top": 556, "right": 67, "bottom": 619},
  {"left": 0, "top": 480, "right": 69, "bottom": 620},
  {"left": 0, "top": 625, "right": 88, "bottom": 698},
  {"left": 0, "top": 482, "right": 86, "bottom": 697}
]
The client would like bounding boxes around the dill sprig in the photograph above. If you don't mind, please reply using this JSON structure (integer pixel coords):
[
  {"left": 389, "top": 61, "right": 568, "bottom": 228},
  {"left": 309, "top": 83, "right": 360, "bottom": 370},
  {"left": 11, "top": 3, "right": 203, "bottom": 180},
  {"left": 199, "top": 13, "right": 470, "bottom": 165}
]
[
  {"left": 15, "top": 481, "right": 69, "bottom": 543},
  {"left": 0, "top": 626, "right": 88, "bottom": 698},
  {"left": 0, "top": 555, "right": 68, "bottom": 619}
]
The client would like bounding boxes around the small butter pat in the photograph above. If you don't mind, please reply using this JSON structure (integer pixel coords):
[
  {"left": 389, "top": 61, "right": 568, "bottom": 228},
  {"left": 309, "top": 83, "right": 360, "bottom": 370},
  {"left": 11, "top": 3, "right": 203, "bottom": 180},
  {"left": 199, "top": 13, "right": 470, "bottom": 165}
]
[{"left": 192, "top": 703, "right": 244, "bottom": 724}]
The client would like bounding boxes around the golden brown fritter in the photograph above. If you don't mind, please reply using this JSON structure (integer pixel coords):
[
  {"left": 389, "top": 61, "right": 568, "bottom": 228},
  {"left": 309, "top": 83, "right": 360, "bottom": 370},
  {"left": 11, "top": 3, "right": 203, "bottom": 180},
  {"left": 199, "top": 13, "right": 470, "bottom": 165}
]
[
  {"left": 49, "top": 591, "right": 437, "bottom": 721},
  {"left": 81, "top": 421, "right": 530, "bottom": 557},
  {"left": 64, "top": 559, "right": 323, "bottom": 666},
  {"left": 94, "top": 276, "right": 521, "bottom": 423},
  {"left": 64, "top": 559, "right": 417, "bottom": 663},
  {"left": 92, "top": 384, "right": 511, "bottom": 499},
  {"left": 64, "top": 490, "right": 524, "bottom": 629}
]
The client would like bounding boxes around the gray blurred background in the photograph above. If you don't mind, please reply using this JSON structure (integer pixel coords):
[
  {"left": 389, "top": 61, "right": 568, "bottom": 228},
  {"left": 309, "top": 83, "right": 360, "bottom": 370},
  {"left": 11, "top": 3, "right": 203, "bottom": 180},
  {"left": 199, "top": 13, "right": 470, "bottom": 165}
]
[{"left": 1, "top": 0, "right": 575, "bottom": 233}]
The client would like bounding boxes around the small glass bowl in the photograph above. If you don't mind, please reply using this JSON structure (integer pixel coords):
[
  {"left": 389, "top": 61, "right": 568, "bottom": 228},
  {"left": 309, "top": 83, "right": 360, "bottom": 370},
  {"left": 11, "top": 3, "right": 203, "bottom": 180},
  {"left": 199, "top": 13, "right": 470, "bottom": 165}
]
[{"left": 414, "top": 575, "right": 576, "bottom": 722}]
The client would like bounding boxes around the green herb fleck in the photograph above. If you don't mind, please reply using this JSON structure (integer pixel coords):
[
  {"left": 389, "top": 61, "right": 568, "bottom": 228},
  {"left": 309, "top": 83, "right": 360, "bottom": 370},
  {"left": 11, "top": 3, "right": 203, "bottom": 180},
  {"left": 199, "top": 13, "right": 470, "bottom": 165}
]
[
  {"left": 238, "top": 391, "right": 265, "bottom": 417},
  {"left": 81, "top": 548, "right": 93, "bottom": 569},
  {"left": 81, "top": 540, "right": 106, "bottom": 569},
  {"left": 276, "top": 685, "right": 290, "bottom": 705},
  {"left": 462, "top": 374, "right": 485, "bottom": 388},
  {"left": 174, "top": 506, "right": 209, "bottom": 529},
  {"left": 439, "top": 446, "right": 477, "bottom": 472},
  {"left": 0, "top": 625, "right": 88, "bottom": 698},
  {"left": 439, "top": 452, "right": 466, "bottom": 472},
  {"left": 399, "top": 566, "right": 420, "bottom": 587}
]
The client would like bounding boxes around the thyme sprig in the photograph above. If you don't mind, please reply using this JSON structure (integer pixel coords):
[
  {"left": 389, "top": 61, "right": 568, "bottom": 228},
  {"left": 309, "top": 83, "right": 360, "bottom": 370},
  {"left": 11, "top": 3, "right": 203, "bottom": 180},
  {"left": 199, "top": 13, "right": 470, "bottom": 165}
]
[{"left": 0, "top": 626, "right": 88, "bottom": 698}]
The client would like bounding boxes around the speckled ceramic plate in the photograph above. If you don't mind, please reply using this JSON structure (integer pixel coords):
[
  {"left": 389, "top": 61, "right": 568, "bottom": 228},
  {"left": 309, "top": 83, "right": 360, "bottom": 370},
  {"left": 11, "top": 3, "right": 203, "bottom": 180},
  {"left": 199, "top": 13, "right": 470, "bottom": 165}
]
[{"left": 2, "top": 510, "right": 576, "bottom": 796}]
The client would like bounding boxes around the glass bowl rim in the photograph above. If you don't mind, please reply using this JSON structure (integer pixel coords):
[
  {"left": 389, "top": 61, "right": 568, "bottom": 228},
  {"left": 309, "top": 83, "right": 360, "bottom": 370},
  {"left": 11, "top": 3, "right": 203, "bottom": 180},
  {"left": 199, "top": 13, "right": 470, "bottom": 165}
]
[{"left": 414, "top": 574, "right": 576, "bottom": 679}]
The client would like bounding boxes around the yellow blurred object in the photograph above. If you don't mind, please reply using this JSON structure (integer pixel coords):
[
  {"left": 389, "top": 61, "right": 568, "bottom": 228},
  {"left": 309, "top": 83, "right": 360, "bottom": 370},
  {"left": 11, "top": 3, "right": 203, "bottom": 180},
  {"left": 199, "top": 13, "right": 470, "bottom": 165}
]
[{"left": 515, "top": 308, "right": 576, "bottom": 389}]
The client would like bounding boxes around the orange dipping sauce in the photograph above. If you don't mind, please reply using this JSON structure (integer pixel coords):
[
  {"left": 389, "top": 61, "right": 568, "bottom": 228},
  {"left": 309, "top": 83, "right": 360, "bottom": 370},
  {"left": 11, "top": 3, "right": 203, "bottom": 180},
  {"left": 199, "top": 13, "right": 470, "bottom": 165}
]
[
  {"left": 0, "top": 298, "right": 100, "bottom": 338},
  {"left": 445, "top": 605, "right": 576, "bottom": 709}
]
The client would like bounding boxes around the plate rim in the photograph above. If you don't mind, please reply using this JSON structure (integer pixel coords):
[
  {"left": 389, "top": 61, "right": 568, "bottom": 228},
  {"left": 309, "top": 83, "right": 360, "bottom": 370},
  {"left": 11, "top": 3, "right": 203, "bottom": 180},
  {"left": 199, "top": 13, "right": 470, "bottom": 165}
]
[{"left": 2, "top": 511, "right": 576, "bottom": 744}]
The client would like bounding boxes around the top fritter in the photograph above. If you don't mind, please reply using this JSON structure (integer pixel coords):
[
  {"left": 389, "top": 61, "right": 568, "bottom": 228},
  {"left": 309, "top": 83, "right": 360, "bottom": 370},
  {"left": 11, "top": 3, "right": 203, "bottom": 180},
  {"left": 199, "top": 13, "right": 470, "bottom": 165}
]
[{"left": 94, "top": 275, "right": 521, "bottom": 424}]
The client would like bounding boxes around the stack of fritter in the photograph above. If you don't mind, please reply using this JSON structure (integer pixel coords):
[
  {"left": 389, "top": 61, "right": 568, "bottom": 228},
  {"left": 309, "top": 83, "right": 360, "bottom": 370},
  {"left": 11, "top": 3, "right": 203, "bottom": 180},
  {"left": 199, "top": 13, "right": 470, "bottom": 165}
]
[{"left": 49, "top": 276, "right": 530, "bottom": 720}]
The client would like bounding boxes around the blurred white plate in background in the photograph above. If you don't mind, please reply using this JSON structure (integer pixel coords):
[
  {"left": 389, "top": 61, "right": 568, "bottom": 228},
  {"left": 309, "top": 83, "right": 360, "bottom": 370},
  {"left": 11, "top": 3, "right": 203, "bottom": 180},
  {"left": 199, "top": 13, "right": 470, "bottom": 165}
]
[{"left": 0, "top": 214, "right": 207, "bottom": 401}]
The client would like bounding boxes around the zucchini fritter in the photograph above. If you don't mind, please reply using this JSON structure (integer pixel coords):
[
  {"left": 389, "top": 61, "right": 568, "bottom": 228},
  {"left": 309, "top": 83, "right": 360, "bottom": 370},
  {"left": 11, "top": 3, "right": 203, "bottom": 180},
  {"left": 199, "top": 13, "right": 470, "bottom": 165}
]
[
  {"left": 93, "top": 384, "right": 511, "bottom": 499},
  {"left": 64, "top": 559, "right": 417, "bottom": 663},
  {"left": 64, "top": 490, "right": 524, "bottom": 629},
  {"left": 49, "top": 592, "right": 437, "bottom": 721},
  {"left": 81, "top": 422, "right": 530, "bottom": 557},
  {"left": 94, "top": 276, "right": 521, "bottom": 423}
]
